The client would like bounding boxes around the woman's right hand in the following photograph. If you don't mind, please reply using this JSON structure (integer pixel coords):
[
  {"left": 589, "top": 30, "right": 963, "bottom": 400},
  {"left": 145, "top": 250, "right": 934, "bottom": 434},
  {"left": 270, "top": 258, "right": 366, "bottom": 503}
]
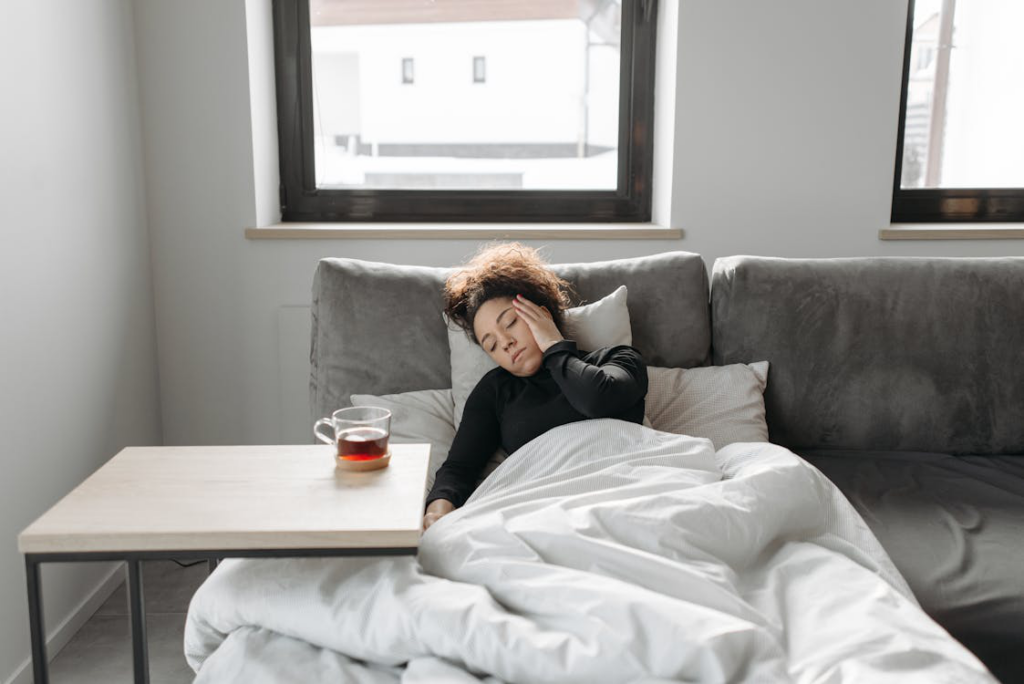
[{"left": 423, "top": 499, "right": 456, "bottom": 531}]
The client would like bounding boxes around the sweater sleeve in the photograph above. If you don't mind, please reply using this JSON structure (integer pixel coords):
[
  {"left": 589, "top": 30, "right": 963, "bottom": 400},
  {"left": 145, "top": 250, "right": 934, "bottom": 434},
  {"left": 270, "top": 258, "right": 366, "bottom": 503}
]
[
  {"left": 424, "top": 374, "right": 502, "bottom": 510},
  {"left": 541, "top": 341, "right": 648, "bottom": 418}
]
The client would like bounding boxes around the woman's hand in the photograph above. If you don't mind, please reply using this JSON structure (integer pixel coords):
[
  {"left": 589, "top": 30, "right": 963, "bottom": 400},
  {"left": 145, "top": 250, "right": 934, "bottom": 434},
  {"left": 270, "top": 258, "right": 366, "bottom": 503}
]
[
  {"left": 423, "top": 499, "right": 455, "bottom": 531},
  {"left": 512, "top": 295, "right": 564, "bottom": 352}
]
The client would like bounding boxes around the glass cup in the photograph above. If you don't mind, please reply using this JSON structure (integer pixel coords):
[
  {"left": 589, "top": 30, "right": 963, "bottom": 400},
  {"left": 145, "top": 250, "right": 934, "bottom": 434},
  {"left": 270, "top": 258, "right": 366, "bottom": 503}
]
[{"left": 314, "top": 406, "right": 391, "bottom": 462}]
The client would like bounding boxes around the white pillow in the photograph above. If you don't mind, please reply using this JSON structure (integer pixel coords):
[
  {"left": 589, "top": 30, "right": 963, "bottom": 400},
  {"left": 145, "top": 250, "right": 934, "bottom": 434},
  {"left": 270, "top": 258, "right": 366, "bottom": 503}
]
[
  {"left": 645, "top": 362, "right": 770, "bottom": 450},
  {"left": 448, "top": 284, "right": 632, "bottom": 428},
  {"left": 350, "top": 389, "right": 455, "bottom": 490},
  {"left": 350, "top": 389, "right": 508, "bottom": 491}
]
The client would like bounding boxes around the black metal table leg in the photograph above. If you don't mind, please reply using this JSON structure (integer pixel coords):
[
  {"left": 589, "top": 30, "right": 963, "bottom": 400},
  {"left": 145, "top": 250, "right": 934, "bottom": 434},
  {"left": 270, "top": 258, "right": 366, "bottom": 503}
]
[
  {"left": 24, "top": 547, "right": 413, "bottom": 683},
  {"left": 25, "top": 556, "right": 48, "bottom": 684},
  {"left": 126, "top": 560, "right": 150, "bottom": 684}
]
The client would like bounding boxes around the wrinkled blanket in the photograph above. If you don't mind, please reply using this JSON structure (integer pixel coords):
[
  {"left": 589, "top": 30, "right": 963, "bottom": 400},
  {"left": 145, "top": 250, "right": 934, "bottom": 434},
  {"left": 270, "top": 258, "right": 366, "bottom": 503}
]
[{"left": 185, "top": 420, "right": 995, "bottom": 683}]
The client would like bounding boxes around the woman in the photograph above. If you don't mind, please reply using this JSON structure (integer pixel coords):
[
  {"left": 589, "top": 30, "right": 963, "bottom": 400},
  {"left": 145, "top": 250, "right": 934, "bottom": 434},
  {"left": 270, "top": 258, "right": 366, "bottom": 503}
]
[{"left": 423, "top": 243, "right": 648, "bottom": 530}]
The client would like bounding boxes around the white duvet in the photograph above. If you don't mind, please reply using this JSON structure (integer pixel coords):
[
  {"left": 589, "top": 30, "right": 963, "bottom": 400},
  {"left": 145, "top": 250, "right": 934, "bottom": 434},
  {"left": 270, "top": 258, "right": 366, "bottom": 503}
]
[{"left": 184, "top": 420, "right": 995, "bottom": 683}]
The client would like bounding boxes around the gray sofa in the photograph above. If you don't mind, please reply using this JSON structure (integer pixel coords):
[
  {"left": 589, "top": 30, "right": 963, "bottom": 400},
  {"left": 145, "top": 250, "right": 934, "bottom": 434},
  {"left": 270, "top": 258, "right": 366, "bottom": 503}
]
[{"left": 310, "top": 252, "right": 1023, "bottom": 683}]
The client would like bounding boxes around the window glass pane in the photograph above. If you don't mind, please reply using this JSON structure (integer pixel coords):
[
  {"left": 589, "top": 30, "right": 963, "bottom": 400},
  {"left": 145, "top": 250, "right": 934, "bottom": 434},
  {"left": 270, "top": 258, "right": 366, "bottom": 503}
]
[
  {"left": 309, "top": 0, "right": 621, "bottom": 191},
  {"left": 901, "top": 0, "right": 1024, "bottom": 189}
]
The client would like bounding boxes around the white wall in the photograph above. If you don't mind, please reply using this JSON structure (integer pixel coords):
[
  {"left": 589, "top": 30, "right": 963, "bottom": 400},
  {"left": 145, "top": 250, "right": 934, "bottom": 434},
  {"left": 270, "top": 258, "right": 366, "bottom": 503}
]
[
  {"left": 134, "top": 0, "right": 258, "bottom": 447},
  {"left": 0, "top": 1, "right": 162, "bottom": 682},
  {"left": 135, "top": 0, "right": 1024, "bottom": 450}
]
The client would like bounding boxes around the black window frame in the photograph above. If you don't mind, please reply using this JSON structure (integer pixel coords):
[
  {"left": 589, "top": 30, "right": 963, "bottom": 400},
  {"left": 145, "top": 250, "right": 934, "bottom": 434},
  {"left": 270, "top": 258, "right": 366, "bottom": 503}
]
[
  {"left": 472, "top": 55, "right": 486, "bottom": 84},
  {"left": 272, "top": 0, "right": 658, "bottom": 223},
  {"left": 892, "top": 0, "right": 1024, "bottom": 223}
]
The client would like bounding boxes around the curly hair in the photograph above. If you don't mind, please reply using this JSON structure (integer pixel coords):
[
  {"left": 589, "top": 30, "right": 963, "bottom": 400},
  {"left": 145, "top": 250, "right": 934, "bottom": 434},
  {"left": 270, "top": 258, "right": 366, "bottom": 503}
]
[{"left": 444, "top": 242, "right": 572, "bottom": 344}]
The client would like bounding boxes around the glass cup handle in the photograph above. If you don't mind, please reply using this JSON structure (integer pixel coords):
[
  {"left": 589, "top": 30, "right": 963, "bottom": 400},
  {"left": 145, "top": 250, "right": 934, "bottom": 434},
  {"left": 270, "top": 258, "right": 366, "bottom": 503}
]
[{"left": 313, "top": 418, "right": 335, "bottom": 445}]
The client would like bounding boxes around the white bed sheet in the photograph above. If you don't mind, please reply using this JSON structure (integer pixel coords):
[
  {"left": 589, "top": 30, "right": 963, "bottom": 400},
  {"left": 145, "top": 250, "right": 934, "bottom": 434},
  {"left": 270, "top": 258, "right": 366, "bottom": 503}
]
[{"left": 185, "top": 420, "right": 995, "bottom": 683}]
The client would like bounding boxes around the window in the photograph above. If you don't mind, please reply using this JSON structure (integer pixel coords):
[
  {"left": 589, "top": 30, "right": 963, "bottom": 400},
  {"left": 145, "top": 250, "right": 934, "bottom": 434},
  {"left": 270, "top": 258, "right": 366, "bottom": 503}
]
[
  {"left": 273, "top": 0, "right": 658, "bottom": 222},
  {"left": 892, "top": 0, "right": 1024, "bottom": 222}
]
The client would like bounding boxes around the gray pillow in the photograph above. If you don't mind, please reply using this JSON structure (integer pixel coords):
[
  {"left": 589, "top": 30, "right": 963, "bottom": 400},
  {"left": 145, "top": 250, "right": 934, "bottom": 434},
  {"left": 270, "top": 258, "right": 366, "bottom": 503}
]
[{"left": 646, "top": 362, "right": 770, "bottom": 450}]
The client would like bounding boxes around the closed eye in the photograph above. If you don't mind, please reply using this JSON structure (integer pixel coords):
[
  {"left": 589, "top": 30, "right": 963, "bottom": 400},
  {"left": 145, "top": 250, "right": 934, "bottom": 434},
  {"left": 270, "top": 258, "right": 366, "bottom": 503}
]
[{"left": 485, "top": 317, "right": 517, "bottom": 354}]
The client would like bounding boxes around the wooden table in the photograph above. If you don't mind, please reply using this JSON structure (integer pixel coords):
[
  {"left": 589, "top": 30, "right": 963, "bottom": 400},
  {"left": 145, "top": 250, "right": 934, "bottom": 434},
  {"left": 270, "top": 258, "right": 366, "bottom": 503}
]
[{"left": 18, "top": 444, "right": 430, "bottom": 684}]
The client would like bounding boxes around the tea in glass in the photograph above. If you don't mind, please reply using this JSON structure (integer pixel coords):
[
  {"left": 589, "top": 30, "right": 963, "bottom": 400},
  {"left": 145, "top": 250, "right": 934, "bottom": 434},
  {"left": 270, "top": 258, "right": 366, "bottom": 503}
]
[
  {"left": 337, "top": 426, "right": 389, "bottom": 461},
  {"left": 314, "top": 406, "right": 392, "bottom": 468}
]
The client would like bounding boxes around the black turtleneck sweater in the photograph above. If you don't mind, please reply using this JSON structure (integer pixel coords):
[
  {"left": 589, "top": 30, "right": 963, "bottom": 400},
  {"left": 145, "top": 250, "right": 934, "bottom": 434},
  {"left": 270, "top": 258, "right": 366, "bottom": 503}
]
[{"left": 425, "top": 340, "right": 647, "bottom": 509}]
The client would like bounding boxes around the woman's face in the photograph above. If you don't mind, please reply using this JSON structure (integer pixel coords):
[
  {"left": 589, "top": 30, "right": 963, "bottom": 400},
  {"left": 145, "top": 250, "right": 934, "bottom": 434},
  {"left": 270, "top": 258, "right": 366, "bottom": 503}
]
[{"left": 473, "top": 296, "right": 544, "bottom": 377}]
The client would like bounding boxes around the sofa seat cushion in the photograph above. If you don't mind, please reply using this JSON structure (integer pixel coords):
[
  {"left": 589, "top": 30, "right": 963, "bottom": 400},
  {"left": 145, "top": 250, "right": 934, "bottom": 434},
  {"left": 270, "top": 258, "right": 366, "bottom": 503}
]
[{"left": 799, "top": 449, "right": 1024, "bottom": 683}]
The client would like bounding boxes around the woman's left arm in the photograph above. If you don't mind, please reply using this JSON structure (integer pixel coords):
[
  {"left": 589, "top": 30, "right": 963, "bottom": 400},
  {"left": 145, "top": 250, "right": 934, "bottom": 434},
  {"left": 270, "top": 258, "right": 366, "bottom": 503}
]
[{"left": 542, "top": 342, "right": 648, "bottom": 418}]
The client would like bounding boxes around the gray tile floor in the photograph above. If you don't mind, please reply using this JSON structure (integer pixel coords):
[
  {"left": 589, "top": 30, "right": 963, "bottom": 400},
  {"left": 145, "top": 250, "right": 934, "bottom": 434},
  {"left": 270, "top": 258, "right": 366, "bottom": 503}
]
[{"left": 48, "top": 560, "right": 208, "bottom": 683}]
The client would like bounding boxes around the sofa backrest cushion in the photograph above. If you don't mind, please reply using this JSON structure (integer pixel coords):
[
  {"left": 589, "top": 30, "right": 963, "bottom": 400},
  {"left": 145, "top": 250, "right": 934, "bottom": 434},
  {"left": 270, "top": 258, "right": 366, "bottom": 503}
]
[
  {"left": 711, "top": 256, "right": 1024, "bottom": 455},
  {"left": 312, "top": 251, "right": 711, "bottom": 423}
]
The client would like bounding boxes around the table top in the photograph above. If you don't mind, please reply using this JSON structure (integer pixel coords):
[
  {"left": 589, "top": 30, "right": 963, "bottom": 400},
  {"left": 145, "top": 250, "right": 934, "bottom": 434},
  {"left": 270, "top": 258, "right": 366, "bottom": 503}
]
[{"left": 19, "top": 444, "right": 431, "bottom": 554}]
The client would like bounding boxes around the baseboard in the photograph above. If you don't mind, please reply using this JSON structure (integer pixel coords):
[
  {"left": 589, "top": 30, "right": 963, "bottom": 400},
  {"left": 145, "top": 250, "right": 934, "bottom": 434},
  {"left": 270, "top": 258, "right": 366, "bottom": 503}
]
[{"left": 4, "top": 562, "right": 124, "bottom": 684}]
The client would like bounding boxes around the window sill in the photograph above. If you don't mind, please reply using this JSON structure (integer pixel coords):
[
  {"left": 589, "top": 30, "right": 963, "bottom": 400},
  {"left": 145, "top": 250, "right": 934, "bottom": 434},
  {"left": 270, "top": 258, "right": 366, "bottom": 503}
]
[
  {"left": 245, "top": 223, "right": 683, "bottom": 240},
  {"left": 881, "top": 225, "right": 1024, "bottom": 240}
]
